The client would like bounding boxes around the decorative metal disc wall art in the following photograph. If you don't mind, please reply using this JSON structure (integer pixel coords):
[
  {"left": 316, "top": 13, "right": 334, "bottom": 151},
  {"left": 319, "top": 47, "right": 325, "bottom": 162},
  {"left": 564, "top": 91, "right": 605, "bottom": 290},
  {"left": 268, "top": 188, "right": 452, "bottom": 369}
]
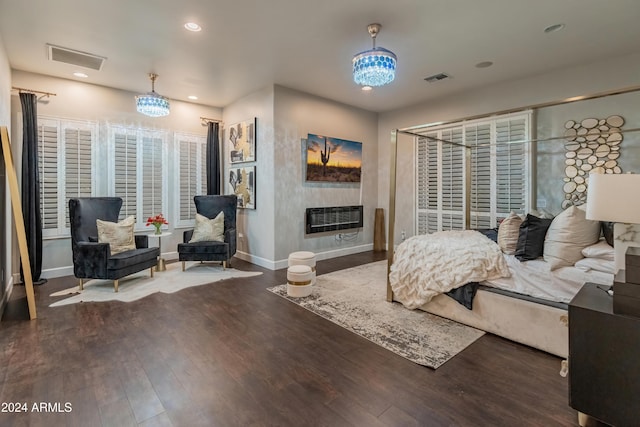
[{"left": 562, "top": 115, "right": 624, "bottom": 209}]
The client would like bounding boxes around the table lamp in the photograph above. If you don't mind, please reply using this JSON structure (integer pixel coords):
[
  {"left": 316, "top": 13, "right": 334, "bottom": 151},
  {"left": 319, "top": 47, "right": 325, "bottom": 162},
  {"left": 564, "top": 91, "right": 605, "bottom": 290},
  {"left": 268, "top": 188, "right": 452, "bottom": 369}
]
[{"left": 586, "top": 172, "right": 640, "bottom": 316}]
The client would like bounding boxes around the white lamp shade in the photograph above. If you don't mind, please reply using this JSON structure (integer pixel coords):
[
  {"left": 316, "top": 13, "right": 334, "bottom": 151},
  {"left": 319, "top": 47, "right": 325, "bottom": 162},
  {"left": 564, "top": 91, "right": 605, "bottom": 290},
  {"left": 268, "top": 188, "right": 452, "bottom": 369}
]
[{"left": 586, "top": 173, "right": 640, "bottom": 223}]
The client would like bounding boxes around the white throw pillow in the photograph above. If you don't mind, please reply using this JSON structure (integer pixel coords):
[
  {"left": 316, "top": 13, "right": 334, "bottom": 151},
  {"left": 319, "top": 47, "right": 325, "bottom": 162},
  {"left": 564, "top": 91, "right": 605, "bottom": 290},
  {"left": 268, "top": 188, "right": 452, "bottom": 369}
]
[
  {"left": 581, "top": 240, "right": 615, "bottom": 261},
  {"left": 97, "top": 215, "right": 136, "bottom": 255},
  {"left": 543, "top": 206, "right": 601, "bottom": 270},
  {"left": 574, "top": 257, "right": 616, "bottom": 274},
  {"left": 189, "top": 212, "right": 225, "bottom": 243},
  {"left": 498, "top": 211, "right": 522, "bottom": 254}
]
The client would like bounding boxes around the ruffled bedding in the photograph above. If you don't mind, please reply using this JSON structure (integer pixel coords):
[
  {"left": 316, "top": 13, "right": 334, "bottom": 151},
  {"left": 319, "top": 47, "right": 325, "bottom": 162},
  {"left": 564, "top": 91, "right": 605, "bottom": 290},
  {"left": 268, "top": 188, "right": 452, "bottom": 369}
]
[{"left": 390, "top": 230, "right": 510, "bottom": 309}]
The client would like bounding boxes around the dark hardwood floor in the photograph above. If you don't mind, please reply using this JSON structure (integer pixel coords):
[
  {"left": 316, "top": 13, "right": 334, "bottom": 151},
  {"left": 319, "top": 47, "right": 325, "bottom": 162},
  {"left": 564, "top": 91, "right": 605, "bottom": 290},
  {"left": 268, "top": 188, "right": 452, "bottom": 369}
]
[{"left": 0, "top": 251, "right": 584, "bottom": 426}]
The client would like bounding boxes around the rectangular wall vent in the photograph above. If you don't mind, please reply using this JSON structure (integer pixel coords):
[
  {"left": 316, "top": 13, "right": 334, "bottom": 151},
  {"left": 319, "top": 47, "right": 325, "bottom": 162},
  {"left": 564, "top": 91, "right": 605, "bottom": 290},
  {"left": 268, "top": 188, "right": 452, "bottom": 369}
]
[
  {"left": 47, "top": 44, "right": 106, "bottom": 71},
  {"left": 424, "top": 72, "right": 451, "bottom": 83},
  {"left": 305, "top": 205, "right": 363, "bottom": 234}
]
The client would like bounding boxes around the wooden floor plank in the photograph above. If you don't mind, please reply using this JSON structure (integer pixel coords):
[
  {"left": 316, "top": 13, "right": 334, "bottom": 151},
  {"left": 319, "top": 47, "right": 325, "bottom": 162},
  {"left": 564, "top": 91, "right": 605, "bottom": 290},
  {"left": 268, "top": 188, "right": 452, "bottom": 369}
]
[{"left": 0, "top": 251, "right": 581, "bottom": 426}]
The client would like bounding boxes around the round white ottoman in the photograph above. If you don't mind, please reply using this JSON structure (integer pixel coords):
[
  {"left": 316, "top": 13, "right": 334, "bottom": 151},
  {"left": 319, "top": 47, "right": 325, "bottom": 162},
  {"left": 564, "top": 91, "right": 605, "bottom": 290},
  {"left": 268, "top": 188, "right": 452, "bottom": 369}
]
[
  {"left": 287, "top": 265, "right": 313, "bottom": 298},
  {"left": 288, "top": 251, "right": 316, "bottom": 284}
]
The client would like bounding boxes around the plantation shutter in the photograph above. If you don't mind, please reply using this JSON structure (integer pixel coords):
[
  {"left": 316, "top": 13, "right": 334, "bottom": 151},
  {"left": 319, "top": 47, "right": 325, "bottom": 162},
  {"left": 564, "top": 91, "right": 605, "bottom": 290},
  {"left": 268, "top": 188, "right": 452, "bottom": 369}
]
[
  {"left": 141, "top": 135, "right": 164, "bottom": 221},
  {"left": 176, "top": 133, "right": 207, "bottom": 226},
  {"left": 414, "top": 112, "right": 531, "bottom": 234},
  {"left": 466, "top": 124, "right": 492, "bottom": 229},
  {"left": 496, "top": 117, "right": 528, "bottom": 217},
  {"left": 38, "top": 121, "right": 59, "bottom": 234},
  {"left": 111, "top": 127, "right": 167, "bottom": 227},
  {"left": 37, "top": 117, "right": 97, "bottom": 237},
  {"left": 440, "top": 128, "right": 465, "bottom": 230},
  {"left": 114, "top": 130, "right": 138, "bottom": 220},
  {"left": 64, "top": 127, "right": 93, "bottom": 227}
]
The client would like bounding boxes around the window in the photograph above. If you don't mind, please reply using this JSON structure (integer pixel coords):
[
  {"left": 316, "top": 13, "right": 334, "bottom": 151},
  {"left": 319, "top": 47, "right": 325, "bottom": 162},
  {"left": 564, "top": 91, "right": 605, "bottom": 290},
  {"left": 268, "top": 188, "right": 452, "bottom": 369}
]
[
  {"left": 415, "top": 112, "right": 531, "bottom": 234},
  {"left": 109, "top": 126, "right": 168, "bottom": 229},
  {"left": 175, "top": 132, "right": 207, "bottom": 228},
  {"left": 38, "top": 117, "right": 96, "bottom": 237}
]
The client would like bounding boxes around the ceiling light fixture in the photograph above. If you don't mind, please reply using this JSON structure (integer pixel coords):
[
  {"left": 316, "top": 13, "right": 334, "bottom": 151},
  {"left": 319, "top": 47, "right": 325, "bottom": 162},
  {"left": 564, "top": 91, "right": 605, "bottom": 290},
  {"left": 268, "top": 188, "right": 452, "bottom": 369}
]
[
  {"left": 73, "top": 72, "right": 88, "bottom": 78},
  {"left": 352, "top": 23, "right": 397, "bottom": 87},
  {"left": 188, "top": 95, "right": 198, "bottom": 100},
  {"left": 135, "top": 73, "right": 170, "bottom": 117},
  {"left": 361, "top": 86, "right": 373, "bottom": 91},
  {"left": 184, "top": 22, "right": 202, "bottom": 32}
]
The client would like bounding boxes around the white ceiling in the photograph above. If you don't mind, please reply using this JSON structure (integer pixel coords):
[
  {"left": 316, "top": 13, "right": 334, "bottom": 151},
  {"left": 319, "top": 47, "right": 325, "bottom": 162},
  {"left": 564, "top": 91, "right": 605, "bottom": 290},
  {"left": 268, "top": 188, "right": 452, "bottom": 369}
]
[{"left": 2, "top": 0, "right": 640, "bottom": 113}]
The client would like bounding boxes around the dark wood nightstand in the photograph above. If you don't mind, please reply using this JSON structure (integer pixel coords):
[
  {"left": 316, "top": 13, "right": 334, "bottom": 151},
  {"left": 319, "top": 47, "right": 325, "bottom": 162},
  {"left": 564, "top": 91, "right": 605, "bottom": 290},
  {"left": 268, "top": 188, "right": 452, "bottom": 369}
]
[{"left": 569, "top": 283, "right": 640, "bottom": 426}]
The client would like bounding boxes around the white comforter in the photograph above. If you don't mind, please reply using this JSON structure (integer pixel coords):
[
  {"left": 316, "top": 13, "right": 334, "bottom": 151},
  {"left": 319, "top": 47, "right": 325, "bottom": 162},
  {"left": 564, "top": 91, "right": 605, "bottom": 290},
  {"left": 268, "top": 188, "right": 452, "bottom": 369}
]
[{"left": 390, "top": 230, "right": 510, "bottom": 309}]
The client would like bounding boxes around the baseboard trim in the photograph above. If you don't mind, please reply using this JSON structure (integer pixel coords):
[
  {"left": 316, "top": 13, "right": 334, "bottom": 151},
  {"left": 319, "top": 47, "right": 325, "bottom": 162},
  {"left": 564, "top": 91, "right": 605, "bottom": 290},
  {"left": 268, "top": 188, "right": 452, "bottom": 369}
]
[
  {"left": 40, "top": 246, "right": 373, "bottom": 277},
  {"left": 0, "top": 276, "right": 14, "bottom": 322},
  {"left": 273, "top": 243, "right": 374, "bottom": 270}
]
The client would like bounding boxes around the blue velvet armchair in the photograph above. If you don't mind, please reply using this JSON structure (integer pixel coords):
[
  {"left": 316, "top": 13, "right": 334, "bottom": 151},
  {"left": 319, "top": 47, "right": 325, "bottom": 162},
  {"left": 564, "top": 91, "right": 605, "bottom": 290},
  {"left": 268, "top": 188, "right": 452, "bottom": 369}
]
[
  {"left": 69, "top": 197, "right": 159, "bottom": 292},
  {"left": 177, "top": 195, "right": 237, "bottom": 271}
]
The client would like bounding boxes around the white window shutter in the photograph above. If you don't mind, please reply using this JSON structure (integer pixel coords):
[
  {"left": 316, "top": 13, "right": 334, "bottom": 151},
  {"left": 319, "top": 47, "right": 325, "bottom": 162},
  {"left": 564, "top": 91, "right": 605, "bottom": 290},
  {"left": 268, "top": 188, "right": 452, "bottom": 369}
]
[
  {"left": 63, "top": 126, "right": 94, "bottom": 227},
  {"left": 175, "top": 133, "right": 207, "bottom": 227},
  {"left": 38, "top": 121, "right": 59, "bottom": 235},
  {"left": 113, "top": 130, "right": 138, "bottom": 221},
  {"left": 415, "top": 112, "right": 531, "bottom": 234},
  {"left": 37, "top": 117, "right": 97, "bottom": 237}
]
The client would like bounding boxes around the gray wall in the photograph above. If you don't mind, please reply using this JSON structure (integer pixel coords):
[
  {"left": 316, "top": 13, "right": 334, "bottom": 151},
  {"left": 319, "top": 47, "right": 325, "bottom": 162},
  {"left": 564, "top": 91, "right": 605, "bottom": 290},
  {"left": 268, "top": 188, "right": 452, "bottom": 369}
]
[
  {"left": 273, "top": 86, "right": 379, "bottom": 264},
  {"left": 222, "top": 86, "right": 276, "bottom": 267},
  {"left": 378, "top": 52, "right": 640, "bottom": 244},
  {"left": 0, "top": 34, "right": 10, "bottom": 314}
]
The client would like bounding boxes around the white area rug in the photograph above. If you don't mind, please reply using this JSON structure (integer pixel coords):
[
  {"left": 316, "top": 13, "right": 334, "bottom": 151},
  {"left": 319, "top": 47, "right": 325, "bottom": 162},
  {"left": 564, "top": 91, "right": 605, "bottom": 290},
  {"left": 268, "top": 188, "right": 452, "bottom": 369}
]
[
  {"left": 50, "top": 262, "right": 262, "bottom": 307},
  {"left": 268, "top": 261, "right": 484, "bottom": 369}
]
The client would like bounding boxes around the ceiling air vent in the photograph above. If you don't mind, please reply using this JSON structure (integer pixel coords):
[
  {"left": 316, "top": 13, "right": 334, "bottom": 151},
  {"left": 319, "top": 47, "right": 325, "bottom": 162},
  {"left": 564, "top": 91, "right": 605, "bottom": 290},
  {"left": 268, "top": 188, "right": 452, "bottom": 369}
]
[
  {"left": 424, "top": 73, "right": 451, "bottom": 83},
  {"left": 47, "top": 44, "right": 106, "bottom": 71}
]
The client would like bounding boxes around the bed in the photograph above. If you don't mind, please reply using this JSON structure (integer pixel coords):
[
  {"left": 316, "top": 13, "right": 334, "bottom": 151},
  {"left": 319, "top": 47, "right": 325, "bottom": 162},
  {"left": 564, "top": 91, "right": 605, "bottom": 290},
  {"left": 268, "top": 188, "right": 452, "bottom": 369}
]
[{"left": 388, "top": 213, "right": 616, "bottom": 358}]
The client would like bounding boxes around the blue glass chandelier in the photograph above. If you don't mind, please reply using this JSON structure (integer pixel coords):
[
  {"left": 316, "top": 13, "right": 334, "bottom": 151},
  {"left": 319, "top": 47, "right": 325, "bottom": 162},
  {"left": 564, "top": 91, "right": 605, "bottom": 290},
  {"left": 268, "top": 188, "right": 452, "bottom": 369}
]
[
  {"left": 352, "top": 23, "right": 397, "bottom": 87},
  {"left": 136, "top": 73, "right": 170, "bottom": 117}
]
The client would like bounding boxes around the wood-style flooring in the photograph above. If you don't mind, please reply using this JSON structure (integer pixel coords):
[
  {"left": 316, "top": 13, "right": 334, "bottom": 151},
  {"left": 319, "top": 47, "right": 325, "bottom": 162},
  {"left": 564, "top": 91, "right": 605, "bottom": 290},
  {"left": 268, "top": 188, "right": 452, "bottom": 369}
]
[{"left": 0, "top": 251, "right": 588, "bottom": 426}]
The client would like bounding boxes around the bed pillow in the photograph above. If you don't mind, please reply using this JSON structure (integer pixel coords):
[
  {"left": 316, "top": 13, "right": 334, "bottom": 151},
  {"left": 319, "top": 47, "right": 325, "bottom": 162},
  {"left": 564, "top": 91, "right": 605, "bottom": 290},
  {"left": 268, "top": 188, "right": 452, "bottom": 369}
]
[
  {"left": 543, "top": 206, "right": 601, "bottom": 270},
  {"left": 189, "top": 212, "right": 225, "bottom": 243},
  {"left": 97, "top": 215, "right": 136, "bottom": 255},
  {"left": 574, "top": 257, "right": 616, "bottom": 274},
  {"left": 514, "top": 214, "right": 553, "bottom": 261},
  {"left": 581, "top": 240, "right": 615, "bottom": 261},
  {"left": 498, "top": 212, "right": 523, "bottom": 254}
]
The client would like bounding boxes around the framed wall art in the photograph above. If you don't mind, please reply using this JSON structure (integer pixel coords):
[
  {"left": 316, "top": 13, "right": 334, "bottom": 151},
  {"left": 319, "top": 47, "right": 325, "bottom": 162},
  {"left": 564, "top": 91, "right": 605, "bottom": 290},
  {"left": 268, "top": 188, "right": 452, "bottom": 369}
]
[
  {"left": 228, "top": 118, "right": 256, "bottom": 163},
  {"left": 228, "top": 165, "right": 256, "bottom": 209},
  {"left": 305, "top": 133, "right": 362, "bottom": 183}
]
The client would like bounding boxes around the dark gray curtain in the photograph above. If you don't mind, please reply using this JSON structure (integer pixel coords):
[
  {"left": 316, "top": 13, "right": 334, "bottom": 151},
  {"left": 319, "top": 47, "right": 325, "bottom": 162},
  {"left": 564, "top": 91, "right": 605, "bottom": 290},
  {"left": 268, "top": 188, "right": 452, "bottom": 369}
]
[
  {"left": 19, "top": 92, "right": 44, "bottom": 284},
  {"left": 206, "top": 121, "right": 221, "bottom": 195}
]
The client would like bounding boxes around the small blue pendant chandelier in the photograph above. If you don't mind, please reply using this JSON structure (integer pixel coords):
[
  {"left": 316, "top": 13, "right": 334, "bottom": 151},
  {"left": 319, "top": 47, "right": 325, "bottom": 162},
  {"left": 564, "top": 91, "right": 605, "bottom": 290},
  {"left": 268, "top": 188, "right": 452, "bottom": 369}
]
[
  {"left": 136, "top": 73, "right": 170, "bottom": 117},
  {"left": 352, "top": 23, "right": 397, "bottom": 87}
]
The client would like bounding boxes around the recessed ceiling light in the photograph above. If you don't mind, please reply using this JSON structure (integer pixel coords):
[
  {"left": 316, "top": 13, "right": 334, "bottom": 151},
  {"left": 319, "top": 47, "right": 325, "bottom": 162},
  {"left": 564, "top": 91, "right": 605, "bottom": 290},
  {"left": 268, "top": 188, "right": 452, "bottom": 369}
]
[
  {"left": 361, "top": 86, "right": 373, "bottom": 91},
  {"left": 544, "top": 23, "right": 565, "bottom": 34},
  {"left": 73, "top": 72, "right": 88, "bottom": 78},
  {"left": 475, "top": 61, "right": 493, "bottom": 69},
  {"left": 184, "top": 22, "right": 202, "bottom": 32},
  {"left": 188, "top": 95, "right": 198, "bottom": 100}
]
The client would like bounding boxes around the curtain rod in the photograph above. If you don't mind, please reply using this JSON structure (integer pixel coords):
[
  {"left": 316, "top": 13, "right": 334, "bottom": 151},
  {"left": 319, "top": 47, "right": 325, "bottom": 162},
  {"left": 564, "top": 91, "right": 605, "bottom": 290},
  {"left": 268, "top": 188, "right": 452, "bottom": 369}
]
[
  {"left": 200, "top": 116, "right": 222, "bottom": 125},
  {"left": 11, "top": 86, "right": 57, "bottom": 97}
]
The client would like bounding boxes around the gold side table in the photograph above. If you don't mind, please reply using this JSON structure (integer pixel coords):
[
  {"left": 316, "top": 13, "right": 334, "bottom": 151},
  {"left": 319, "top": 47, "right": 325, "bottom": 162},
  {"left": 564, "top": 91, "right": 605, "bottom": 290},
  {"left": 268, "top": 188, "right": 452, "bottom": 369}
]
[{"left": 149, "top": 231, "right": 172, "bottom": 271}]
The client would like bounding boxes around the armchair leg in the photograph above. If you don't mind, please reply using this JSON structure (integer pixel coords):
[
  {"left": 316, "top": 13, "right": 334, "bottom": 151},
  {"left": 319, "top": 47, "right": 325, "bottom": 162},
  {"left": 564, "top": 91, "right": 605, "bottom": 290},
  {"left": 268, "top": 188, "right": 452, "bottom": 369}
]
[
  {"left": 182, "top": 261, "right": 185, "bottom": 271},
  {"left": 223, "top": 260, "right": 227, "bottom": 270},
  {"left": 79, "top": 278, "right": 84, "bottom": 291},
  {"left": 114, "top": 280, "right": 119, "bottom": 293},
  {"left": 150, "top": 267, "right": 154, "bottom": 278}
]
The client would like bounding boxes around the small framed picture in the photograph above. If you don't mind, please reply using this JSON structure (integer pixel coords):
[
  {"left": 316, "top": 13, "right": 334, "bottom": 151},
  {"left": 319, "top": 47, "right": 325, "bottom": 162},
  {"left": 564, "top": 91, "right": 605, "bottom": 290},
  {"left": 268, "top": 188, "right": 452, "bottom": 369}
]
[
  {"left": 228, "top": 118, "right": 256, "bottom": 163},
  {"left": 228, "top": 165, "right": 256, "bottom": 209}
]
